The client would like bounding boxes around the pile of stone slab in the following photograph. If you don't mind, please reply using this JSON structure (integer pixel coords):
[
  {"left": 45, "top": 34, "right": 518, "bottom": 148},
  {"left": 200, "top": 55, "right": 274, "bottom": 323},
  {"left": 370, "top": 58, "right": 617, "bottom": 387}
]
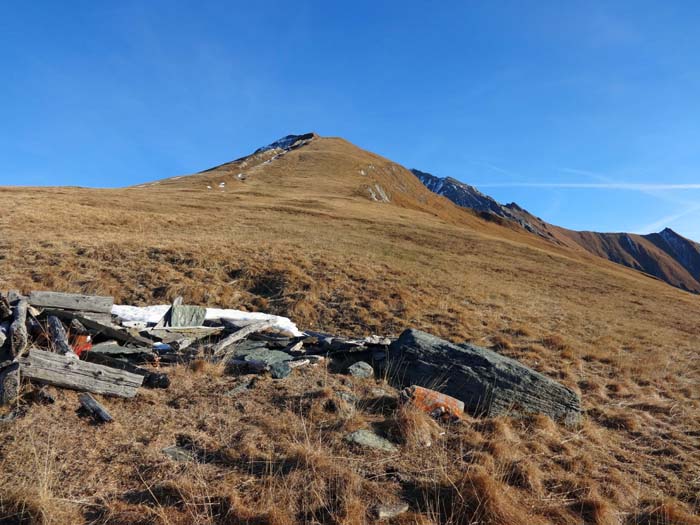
[
  {"left": 0, "top": 291, "right": 395, "bottom": 421},
  {"left": 0, "top": 290, "right": 582, "bottom": 427}
]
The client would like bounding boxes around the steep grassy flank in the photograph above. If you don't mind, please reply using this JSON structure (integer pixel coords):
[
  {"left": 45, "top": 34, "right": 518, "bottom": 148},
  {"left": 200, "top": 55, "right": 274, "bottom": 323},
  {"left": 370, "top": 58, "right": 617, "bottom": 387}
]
[{"left": 1, "top": 136, "right": 698, "bottom": 523}]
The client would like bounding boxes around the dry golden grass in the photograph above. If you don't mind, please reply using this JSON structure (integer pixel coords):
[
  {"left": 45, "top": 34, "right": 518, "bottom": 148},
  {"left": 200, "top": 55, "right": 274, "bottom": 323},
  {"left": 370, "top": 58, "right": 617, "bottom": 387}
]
[{"left": 1, "top": 136, "right": 699, "bottom": 523}]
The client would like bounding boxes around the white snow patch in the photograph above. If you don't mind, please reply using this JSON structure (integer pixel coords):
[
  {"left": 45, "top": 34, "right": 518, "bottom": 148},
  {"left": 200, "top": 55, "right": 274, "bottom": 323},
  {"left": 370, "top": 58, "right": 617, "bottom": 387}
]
[
  {"left": 111, "top": 304, "right": 302, "bottom": 336},
  {"left": 219, "top": 182, "right": 226, "bottom": 188},
  {"left": 207, "top": 185, "right": 212, "bottom": 190}
]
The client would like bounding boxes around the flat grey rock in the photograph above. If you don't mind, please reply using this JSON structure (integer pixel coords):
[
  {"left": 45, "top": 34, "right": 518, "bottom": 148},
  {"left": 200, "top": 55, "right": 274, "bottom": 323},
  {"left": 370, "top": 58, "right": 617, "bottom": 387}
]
[
  {"left": 169, "top": 305, "right": 207, "bottom": 327},
  {"left": 236, "top": 348, "right": 293, "bottom": 367},
  {"left": 336, "top": 390, "right": 358, "bottom": 404},
  {"left": 269, "top": 361, "right": 291, "bottom": 379},
  {"left": 162, "top": 445, "right": 195, "bottom": 462},
  {"left": 347, "top": 361, "right": 374, "bottom": 379},
  {"left": 374, "top": 502, "right": 409, "bottom": 519},
  {"left": 345, "top": 429, "right": 397, "bottom": 453},
  {"left": 389, "top": 329, "right": 582, "bottom": 425}
]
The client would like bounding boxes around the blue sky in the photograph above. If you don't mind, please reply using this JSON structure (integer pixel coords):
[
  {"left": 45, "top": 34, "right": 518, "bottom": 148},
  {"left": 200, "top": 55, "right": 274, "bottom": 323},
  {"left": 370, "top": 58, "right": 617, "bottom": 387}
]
[{"left": 2, "top": 1, "right": 700, "bottom": 239}]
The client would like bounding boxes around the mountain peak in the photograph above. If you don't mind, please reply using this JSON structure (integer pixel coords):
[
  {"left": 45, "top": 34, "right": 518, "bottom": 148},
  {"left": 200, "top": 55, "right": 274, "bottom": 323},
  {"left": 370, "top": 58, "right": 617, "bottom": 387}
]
[
  {"left": 659, "top": 227, "right": 680, "bottom": 237},
  {"left": 254, "top": 132, "right": 317, "bottom": 154}
]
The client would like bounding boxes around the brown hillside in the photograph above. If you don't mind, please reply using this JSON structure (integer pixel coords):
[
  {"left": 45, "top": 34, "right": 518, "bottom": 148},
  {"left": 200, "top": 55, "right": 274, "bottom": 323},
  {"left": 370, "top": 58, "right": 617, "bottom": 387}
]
[{"left": 1, "top": 135, "right": 699, "bottom": 524}]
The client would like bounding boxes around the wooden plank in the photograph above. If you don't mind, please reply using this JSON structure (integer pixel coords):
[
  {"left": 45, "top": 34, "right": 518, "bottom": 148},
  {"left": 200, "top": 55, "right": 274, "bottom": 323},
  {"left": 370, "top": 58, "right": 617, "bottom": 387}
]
[
  {"left": 73, "top": 315, "right": 153, "bottom": 347},
  {"left": 29, "top": 291, "right": 114, "bottom": 314},
  {"left": 42, "top": 308, "right": 114, "bottom": 330},
  {"left": 19, "top": 348, "right": 143, "bottom": 398},
  {"left": 78, "top": 393, "right": 114, "bottom": 423},
  {"left": 47, "top": 316, "right": 74, "bottom": 355},
  {"left": 9, "top": 299, "right": 28, "bottom": 358},
  {"left": 84, "top": 352, "right": 170, "bottom": 389},
  {"left": 213, "top": 320, "right": 274, "bottom": 358}
]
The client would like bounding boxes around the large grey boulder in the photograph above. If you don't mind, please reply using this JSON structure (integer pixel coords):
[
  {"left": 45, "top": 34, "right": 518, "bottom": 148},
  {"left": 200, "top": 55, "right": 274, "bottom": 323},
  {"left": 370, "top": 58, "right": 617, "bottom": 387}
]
[{"left": 389, "top": 329, "right": 582, "bottom": 425}]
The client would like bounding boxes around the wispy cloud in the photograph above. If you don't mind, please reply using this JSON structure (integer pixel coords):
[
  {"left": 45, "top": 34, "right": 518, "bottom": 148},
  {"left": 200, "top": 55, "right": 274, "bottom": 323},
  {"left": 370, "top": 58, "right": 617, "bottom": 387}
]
[
  {"left": 473, "top": 182, "right": 700, "bottom": 191},
  {"left": 637, "top": 203, "right": 700, "bottom": 233}
]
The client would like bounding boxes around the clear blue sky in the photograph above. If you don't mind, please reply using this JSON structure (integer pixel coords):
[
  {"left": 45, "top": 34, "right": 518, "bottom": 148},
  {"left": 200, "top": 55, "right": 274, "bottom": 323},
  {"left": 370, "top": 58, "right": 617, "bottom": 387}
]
[{"left": 3, "top": 1, "right": 700, "bottom": 239}]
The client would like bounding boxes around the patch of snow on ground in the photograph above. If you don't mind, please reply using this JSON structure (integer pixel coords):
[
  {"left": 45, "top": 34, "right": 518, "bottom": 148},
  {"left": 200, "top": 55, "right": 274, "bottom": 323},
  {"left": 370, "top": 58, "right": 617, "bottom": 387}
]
[
  {"left": 111, "top": 305, "right": 302, "bottom": 335},
  {"left": 219, "top": 182, "right": 226, "bottom": 187},
  {"left": 207, "top": 185, "right": 212, "bottom": 190}
]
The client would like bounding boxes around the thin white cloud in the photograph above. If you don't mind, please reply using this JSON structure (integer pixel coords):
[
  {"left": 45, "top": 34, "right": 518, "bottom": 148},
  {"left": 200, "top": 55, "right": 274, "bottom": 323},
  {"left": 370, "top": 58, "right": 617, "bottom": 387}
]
[
  {"left": 637, "top": 203, "right": 700, "bottom": 234},
  {"left": 474, "top": 182, "right": 700, "bottom": 191}
]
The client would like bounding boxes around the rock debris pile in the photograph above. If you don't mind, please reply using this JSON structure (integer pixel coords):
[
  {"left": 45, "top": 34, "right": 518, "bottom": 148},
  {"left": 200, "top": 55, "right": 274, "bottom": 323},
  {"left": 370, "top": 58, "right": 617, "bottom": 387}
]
[{"left": 0, "top": 290, "right": 581, "bottom": 428}]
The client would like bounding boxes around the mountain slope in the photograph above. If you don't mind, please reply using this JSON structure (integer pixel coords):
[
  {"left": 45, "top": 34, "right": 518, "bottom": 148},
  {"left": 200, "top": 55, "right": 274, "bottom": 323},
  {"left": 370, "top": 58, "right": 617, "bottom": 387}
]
[
  {"left": 414, "top": 168, "right": 700, "bottom": 293},
  {"left": 1, "top": 134, "right": 699, "bottom": 524}
]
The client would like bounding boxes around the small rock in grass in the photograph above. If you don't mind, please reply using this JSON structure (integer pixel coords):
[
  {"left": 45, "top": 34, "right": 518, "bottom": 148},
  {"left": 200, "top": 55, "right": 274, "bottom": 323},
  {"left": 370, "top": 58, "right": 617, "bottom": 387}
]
[
  {"left": 374, "top": 502, "right": 410, "bottom": 520},
  {"left": 162, "top": 445, "right": 195, "bottom": 462},
  {"left": 336, "top": 390, "right": 358, "bottom": 404},
  {"left": 270, "top": 361, "right": 291, "bottom": 379},
  {"left": 347, "top": 361, "right": 374, "bottom": 379},
  {"left": 345, "top": 429, "right": 397, "bottom": 453}
]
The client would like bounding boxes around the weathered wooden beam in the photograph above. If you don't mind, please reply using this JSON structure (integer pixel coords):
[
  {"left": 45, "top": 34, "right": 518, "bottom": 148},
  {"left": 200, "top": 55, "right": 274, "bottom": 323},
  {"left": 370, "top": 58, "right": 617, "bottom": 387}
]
[
  {"left": 83, "top": 352, "right": 170, "bottom": 389},
  {"left": 18, "top": 348, "right": 143, "bottom": 398},
  {"left": 47, "top": 316, "right": 75, "bottom": 356},
  {"left": 78, "top": 393, "right": 114, "bottom": 423},
  {"left": 29, "top": 291, "right": 114, "bottom": 314},
  {"left": 213, "top": 320, "right": 274, "bottom": 358},
  {"left": 9, "top": 299, "right": 28, "bottom": 358},
  {"left": 64, "top": 314, "right": 152, "bottom": 347}
]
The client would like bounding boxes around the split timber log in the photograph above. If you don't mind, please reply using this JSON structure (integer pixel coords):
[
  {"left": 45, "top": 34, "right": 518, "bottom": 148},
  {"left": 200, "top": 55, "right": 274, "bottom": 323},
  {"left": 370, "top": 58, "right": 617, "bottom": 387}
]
[
  {"left": 47, "top": 316, "right": 75, "bottom": 356},
  {"left": 45, "top": 311, "right": 152, "bottom": 347},
  {"left": 9, "top": 300, "right": 28, "bottom": 358},
  {"left": 389, "top": 329, "right": 582, "bottom": 426},
  {"left": 84, "top": 352, "right": 170, "bottom": 389},
  {"left": 78, "top": 393, "right": 114, "bottom": 423},
  {"left": 78, "top": 392, "right": 114, "bottom": 423},
  {"left": 28, "top": 291, "right": 114, "bottom": 314},
  {"left": 213, "top": 320, "right": 274, "bottom": 359},
  {"left": 18, "top": 348, "right": 143, "bottom": 398},
  {"left": 42, "top": 308, "right": 112, "bottom": 326}
]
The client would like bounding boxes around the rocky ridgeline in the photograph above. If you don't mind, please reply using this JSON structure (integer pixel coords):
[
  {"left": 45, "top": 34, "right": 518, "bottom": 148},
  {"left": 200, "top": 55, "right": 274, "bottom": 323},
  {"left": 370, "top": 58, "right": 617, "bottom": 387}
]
[{"left": 0, "top": 291, "right": 582, "bottom": 430}]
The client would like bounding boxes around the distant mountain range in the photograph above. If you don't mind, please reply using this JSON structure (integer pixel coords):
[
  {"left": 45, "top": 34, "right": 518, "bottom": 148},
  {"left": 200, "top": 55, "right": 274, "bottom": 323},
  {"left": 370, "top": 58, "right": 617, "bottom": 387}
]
[{"left": 412, "top": 168, "right": 700, "bottom": 293}]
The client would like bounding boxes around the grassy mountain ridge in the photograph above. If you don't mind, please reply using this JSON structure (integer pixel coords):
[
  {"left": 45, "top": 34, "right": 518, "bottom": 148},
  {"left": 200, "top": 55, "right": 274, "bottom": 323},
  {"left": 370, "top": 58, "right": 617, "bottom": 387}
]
[{"left": 413, "top": 168, "right": 700, "bottom": 293}]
